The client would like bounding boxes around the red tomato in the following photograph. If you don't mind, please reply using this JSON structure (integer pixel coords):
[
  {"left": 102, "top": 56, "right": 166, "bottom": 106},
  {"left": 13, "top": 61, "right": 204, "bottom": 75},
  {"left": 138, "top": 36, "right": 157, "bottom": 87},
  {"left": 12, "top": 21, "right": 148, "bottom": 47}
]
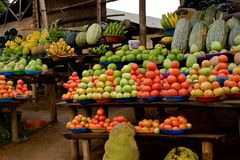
[
  {"left": 155, "top": 70, "right": 160, "bottom": 76},
  {"left": 97, "top": 108, "right": 105, "bottom": 116},
  {"left": 16, "top": 84, "right": 22, "bottom": 90},
  {"left": 171, "top": 82, "right": 181, "bottom": 90},
  {"left": 143, "top": 78, "right": 153, "bottom": 86},
  {"left": 106, "top": 69, "right": 114, "bottom": 76},
  {"left": 113, "top": 116, "right": 126, "bottom": 123},
  {"left": 145, "top": 71, "right": 156, "bottom": 79},
  {"left": 167, "top": 89, "right": 178, "bottom": 96},
  {"left": 94, "top": 115, "right": 99, "bottom": 120},
  {"left": 99, "top": 115, "right": 106, "bottom": 121},
  {"left": 142, "top": 86, "right": 151, "bottom": 92},
  {"left": 160, "top": 90, "right": 168, "bottom": 96},
  {"left": 163, "top": 83, "right": 171, "bottom": 90},
  {"left": 167, "top": 75, "right": 177, "bottom": 84},
  {"left": 17, "top": 79, "right": 24, "bottom": 85},
  {"left": 131, "top": 75, "right": 137, "bottom": 81},
  {"left": 72, "top": 71, "right": 78, "bottom": 77},
  {"left": 135, "top": 69, "right": 142, "bottom": 75},
  {"left": 152, "top": 83, "right": 161, "bottom": 90},
  {"left": 178, "top": 88, "right": 189, "bottom": 96},
  {"left": 131, "top": 70, "right": 135, "bottom": 75},
  {"left": 153, "top": 76, "right": 162, "bottom": 83},
  {"left": 137, "top": 74, "right": 143, "bottom": 79},
  {"left": 137, "top": 91, "right": 143, "bottom": 98},
  {"left": 151, "top": 90, "right": 159, "bottom": 97},
  {"left": 169, "top": 68, "right": 180, "bottom": 76},
  {"left": 147, "top": 62, "right": 157, "bottom": 71},
  {"left": 171, "top": 61, "right": 180, "bottom": 68},
  {"left": 177, "top": 74, "right": 186, "bottom": 83},
  {"left": 92, "top": 119, "right": 99, "bottom": 124},
  {"left": 181, "top": 81, "right": 189, "bottom": 89},
  {"left": 107, "top": 76, "right": 114, "bottom": 82},
  {"left": 131, "top": 63, "right": 138, "bottom": 70},
  {"left": 142, "top": 91, "right": 150, "bottom": 98}
]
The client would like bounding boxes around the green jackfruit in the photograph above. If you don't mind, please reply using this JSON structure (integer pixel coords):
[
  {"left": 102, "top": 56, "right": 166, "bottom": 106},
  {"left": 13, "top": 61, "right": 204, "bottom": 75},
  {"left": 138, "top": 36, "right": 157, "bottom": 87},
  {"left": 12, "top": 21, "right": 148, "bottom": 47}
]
[
  {"left": 186, "top": 55, "right": 197, "bottom": 68},
  {"left": 103, "top": 124, "right": 139, "bottom": 160},
  {"left": 164, "top": 147, "right": 199, "bottom": 160}
]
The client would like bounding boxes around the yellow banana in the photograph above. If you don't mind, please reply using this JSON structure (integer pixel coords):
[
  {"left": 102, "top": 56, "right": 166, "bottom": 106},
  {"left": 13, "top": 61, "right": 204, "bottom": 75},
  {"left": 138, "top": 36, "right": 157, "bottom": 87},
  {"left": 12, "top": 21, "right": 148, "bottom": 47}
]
[
  {"left": 167, "top": 13, "right": 175, "bottom": 28},
  {"left": 172, "top": 13, "right": 179, "bottom": 27},
  {"left": 162, "top": 15, "right": 172, "bottom": 29},
  {"left": 161, "top": 37, "right": 173, "bottom": 45}
]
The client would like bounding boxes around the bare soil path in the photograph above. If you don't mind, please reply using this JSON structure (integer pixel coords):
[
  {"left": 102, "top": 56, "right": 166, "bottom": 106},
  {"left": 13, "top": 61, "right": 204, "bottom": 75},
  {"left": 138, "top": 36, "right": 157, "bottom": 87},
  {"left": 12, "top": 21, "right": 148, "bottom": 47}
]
[{"left": 0, "top": 107, "right": 70, "bottom": 160}]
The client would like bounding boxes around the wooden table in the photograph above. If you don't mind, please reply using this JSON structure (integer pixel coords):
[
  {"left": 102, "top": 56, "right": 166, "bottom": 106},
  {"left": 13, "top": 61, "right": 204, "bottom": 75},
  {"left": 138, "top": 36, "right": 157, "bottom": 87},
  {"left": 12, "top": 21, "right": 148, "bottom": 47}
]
[
  {"left": 0, "top": 101, "right": 21, "bottom": 142},
  {"left": 58, "top": 100, "right": 240, "bottom": 160},
  {"left": 9, "top": 73, "right": 59, "bottom": 123}
]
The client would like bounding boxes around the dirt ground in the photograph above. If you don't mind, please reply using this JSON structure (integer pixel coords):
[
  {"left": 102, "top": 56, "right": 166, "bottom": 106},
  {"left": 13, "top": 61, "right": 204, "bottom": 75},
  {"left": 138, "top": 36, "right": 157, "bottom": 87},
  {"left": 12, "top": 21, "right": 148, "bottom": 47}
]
[
  {"left": 0, "top": 106, "right": 71, "bottom": 160},
  {"left": 0, "top": 100, "right": 240, "bottom": 160}
]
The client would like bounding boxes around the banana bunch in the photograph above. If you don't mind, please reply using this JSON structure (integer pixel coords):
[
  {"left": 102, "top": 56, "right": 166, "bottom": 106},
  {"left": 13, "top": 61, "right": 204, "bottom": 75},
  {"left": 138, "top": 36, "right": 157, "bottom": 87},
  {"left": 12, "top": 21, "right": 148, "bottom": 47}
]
[
  {"left": 80, "top": 25, "right": 89, "bottom": 32},
  {"left": 47, "top": 38, "right": 74, "bottom": 56},
  {"left": 161, "top": 12, "right": 179, "bottom": 30},
  {"left": 90, "top": 44, "right": 109, "bottom": 55},
  {"left": 160, "top": 37, "right": 173, "bottom": 45},
  {"left": 103, "top": 22, "right": 127, "bottom": 37}
]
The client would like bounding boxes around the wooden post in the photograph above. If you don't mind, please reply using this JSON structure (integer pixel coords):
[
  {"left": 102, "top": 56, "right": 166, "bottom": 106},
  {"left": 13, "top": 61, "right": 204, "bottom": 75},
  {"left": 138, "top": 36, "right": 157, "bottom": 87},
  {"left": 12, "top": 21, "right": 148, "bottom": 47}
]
[
  {"left": 48, "top": 83, "right": 57, "bottom": 122},
  {"left": 34, "top": 0, "right": 40, "bottom": 29},
  {"left": 82, "top": 140, "right": 90, "bottom": 160},
  {"left": 139, "top": 0, "right": 146, "bottom": 46},
  {"left": 39, "top": 0, "right": 48, "bottom": 29},
  {"left": 11, "top": 105, "right": 18, "bottom": 142},
  {"left": 97, "top": 0, "right": 102, "bottom": 23},
  {"left": 70, "top": 106, "right": 80, "bottom": 160},
  {"left": 202, "top": 142, "right": 213, "bottom": 160},
  {"left": 31, "top": 84, "right": 37, "bottom": 103},
  {"left": 238, "top": 112, "right": 240, "bottom": 138}
]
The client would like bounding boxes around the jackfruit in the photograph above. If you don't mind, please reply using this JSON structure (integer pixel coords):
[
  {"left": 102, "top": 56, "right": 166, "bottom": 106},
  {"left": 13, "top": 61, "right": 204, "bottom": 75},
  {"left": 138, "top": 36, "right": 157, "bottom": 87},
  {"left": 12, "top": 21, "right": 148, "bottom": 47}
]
[
  {"left": 164, "top": 146, "right": 199, "bottom": 160},
  {"left": 103, "top": 124, "right": 139, "bottom": 160}
]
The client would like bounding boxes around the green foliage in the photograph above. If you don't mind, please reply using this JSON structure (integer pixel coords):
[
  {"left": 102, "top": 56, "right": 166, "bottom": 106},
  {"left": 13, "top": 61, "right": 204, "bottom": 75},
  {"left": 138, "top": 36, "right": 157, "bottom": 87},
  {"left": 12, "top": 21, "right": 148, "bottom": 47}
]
[{"left": 0, "top": 0, "right": 6, "bottom": 15}]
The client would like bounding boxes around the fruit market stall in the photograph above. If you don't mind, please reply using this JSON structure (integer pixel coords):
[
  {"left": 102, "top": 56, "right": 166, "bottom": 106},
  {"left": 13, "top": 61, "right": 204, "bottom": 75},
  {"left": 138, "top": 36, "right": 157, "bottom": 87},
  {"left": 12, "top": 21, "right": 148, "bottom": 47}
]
[
  {"left": 1, "top": 0, "right": 240, "bottom": 159},
  {"left": 52, "top": 1, "right": 240, "bottom": 159}
]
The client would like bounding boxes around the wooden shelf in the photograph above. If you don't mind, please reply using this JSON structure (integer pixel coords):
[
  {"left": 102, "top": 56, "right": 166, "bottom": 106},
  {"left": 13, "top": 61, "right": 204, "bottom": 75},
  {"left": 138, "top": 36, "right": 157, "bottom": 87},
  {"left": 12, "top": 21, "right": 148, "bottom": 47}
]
[
  {"left": 57, "top": 100, "right": 240, "bottom": 109},
  {"left": 63, "top": 132, "right": 226, "bottom": 142}
]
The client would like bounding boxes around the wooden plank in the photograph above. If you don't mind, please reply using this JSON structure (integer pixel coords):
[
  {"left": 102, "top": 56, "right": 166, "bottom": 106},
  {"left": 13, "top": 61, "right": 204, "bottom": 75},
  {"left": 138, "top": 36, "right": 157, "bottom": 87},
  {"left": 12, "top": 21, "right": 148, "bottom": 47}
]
[
  {"left": 63, "top": 132, "right": 226, "bottom": 142},
  {"left": 57, "top": 101, "right": 240, "bottom": 109},
  {"left": 139, "top": 0, "right": 146, "bottom": 46},
  {"left": 11, "top": 105, "right": 18, "bottom": 142},
  {"left": 202, "top": 142, "right": 213, "bottom": 160},
  {"left": 82, "top": 140, "right": 90, "bottom": 160},
  {"left": 47, "top": 0, "right": 96, "bottom": 14},
  {"left": 101, "top": 0, "right": 118, "bottom": 4},
  {"left": 106, "top": 14, "right": 125, "bottom": 17}
]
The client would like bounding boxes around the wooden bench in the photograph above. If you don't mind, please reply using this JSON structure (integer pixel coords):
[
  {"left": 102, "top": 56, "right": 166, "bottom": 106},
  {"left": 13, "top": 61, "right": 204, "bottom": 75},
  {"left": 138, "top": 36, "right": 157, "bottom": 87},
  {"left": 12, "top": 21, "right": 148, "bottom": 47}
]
[
  {"left": 57, "top": 101, "right": 239, "bottom": 160},
  {"left": 0, "top": 101, "right": 21, "bottom": 142},
  {"left": 63, "top": 132, "right": 226, "bottom": 160}
]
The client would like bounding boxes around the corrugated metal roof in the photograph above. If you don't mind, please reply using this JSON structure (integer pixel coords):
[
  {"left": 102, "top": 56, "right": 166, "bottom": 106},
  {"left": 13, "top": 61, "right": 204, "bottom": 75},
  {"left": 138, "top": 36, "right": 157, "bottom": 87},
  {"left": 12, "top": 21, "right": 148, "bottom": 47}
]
[{"left": 107, "top": 9, "right": 162, "bottom": 28}]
